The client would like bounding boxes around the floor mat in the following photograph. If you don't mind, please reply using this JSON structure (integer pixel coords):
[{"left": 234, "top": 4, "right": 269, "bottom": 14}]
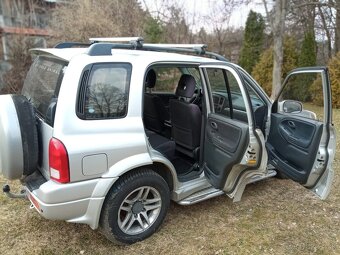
[{"left": 171, "top": 157, "right": 194, "bottom": 176}]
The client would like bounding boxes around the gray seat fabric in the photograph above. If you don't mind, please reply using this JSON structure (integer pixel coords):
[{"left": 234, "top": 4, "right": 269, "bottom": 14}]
[
  {"left": 170, "top": 74, "right": 202, "bottom": 158},
  {"left": 143, "top": 69, "right": 169, "bottom": 133}
]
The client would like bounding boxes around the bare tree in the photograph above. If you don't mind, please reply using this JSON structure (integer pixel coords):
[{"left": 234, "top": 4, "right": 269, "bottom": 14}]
[
  {"left": 317, "top": 3, "right": 333, "bottom": 59},
  {"left": 2, "top": 35, "right": 36, "bottom": 94},
  {"left": 263, "top": 0, "right": 288, "bottom": 99},
  {"left": 50, "top": 0, "right": 145, "bottom": 43},
  {"left": 202, "top": 0, "right": 246, "bottom": 55},
  {"left": 334, "top": 0, "right": 340, "bottom": 53}
]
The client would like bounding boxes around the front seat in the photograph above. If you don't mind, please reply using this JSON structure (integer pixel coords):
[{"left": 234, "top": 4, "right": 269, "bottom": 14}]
[
  {"left": 170, "top": 74, "right": 201, "bottom": 158},
  {"left": 143, "top": 69, "right": 169, "bottom": 133}
]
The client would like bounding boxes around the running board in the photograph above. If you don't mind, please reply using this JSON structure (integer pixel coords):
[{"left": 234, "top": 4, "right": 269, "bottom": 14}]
[
  {"left": 227, "top": 169, "right": 277, "bottom": 202},
  {"left": 178, "top": 187, "right": 224, "bottom": 205},
  {"left": 177, "top": 169, "right": 277, "bottom": 205}
]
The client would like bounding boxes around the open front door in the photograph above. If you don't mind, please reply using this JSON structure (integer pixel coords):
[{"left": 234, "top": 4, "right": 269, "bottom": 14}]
[
  {"left": 267, "top": 67, "right": 336, "bottom": 199},
  {"left": 200, "top": 64, "right": 270, "bottom": 200}
]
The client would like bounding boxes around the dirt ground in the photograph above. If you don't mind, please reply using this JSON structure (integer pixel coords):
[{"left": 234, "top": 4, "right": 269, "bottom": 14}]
[{"left": 0, "top": 109, "right": 339, "bottom": 255}]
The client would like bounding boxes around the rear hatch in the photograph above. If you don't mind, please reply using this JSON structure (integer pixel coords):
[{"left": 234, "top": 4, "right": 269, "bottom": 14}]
[{"left": 22, "top": 55, "right": 68, "bottom": 180}]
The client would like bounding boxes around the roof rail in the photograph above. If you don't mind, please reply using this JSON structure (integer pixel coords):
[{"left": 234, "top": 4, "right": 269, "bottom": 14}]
[
  {"left": 55, "top": 36, "right": 228, "bottom": 61},
  {"left": 90, "top": 37, "right": 144, "bottom": 48},
  {"left": 143, "top": 43, "right": 207, "bottom": 49},
  {"left": 55, "top": 42, "right": 92, "bottom": 49},
  {"left": 142, "top": 44, "right": 228, "bottom": 61},
  {"left": 89, "top": 37, "right": 144, "bottom": 43}
]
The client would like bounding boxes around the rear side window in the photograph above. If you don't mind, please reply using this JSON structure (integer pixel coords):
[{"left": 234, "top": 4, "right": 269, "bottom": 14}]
[
  {"left": 151, "top": 66, "right": 200, "bottom": 93},
  {"left": 22, "top": 56, "right": 67, "bottom": 119},
  {"left": 78, "top": 63, "right": 132, "bottom": 119}
]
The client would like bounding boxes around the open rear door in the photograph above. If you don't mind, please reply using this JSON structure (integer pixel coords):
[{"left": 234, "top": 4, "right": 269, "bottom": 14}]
[{"left": 267, "top": 67, "right": 336, "bottom": 199}]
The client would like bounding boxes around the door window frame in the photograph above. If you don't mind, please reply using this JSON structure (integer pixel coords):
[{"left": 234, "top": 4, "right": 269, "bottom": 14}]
[{"left": 199, "top": 63, "right": 257, "bottom": 131}]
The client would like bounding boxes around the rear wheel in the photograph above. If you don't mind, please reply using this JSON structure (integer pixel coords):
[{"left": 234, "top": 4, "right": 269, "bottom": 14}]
[{"left": 100, "top": 169, "right": 170, "bottom": 244}]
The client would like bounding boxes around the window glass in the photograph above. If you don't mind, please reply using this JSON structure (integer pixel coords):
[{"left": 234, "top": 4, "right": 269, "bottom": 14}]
[
  {"left": 280, "top": 72, "right": 323, "bottom": 121},
  {"left": 84, "top": 63, "right": 131, "bottom": 119},
  {"left": 151, "top": 67, "right": 200, "bottom": 93},
  {"left": 206, "top": 68, "right": 247, "bottom": 123},
  {"left": 22, "top": 56, "right": 67, "bottom": 120},
  {"left": 241, "top": 75, "right": 265, "bottom": 108}
]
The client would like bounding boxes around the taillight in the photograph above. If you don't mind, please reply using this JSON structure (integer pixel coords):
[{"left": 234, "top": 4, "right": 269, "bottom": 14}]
[{"left": 49, "top": 138, "right": 70, "bottom": 183}]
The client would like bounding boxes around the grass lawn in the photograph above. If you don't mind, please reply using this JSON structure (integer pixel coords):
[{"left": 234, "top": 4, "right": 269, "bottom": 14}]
[{"left": 0, "top": 107, "right": 339, "bottom": 255}]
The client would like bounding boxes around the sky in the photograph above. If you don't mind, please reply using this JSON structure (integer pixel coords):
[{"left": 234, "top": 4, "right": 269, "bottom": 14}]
[{"left": 141, "top": 0, "right": 268, "bottom": 31}]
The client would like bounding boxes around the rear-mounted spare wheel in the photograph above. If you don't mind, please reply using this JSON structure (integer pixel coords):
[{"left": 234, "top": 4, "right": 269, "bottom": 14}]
[{"left": 0, "top": 94, "right": 38, "bottom": 179}]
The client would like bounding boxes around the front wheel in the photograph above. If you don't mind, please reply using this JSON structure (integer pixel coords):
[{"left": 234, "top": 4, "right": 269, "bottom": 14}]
[{"left": 100, "top": 169, "right": 170, "bottom": 244}]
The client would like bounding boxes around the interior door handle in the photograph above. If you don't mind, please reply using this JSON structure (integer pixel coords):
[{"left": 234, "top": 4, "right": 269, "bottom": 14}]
[
  {"left": 210, "top": 122, "right": 218, "bottom": 130},
  {"left": 288, "top": 121, "right": 296, "bottom": 129}
]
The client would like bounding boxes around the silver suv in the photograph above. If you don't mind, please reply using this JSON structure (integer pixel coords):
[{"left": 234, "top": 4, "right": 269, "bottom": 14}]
[{"left": 0, "top": 37, "right": 336, "bottom": 244}]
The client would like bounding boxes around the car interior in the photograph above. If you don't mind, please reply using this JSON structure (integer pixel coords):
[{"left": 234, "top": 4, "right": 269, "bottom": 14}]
[
  {"left": 143, "top": 66, "right": 203, "bottom": 181},
  {"left": 143, "top": 65, "right": 268, "bottom": 182}
]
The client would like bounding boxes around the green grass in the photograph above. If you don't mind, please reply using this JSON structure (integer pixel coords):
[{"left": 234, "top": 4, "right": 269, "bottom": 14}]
[{"left": 0, "top": 107, "right": 339, "bottom": 255}]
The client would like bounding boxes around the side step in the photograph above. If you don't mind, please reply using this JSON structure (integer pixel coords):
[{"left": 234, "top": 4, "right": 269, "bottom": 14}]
[
  {"left": 177, "top": 169, "right": 277, "bottom": 205},
  {"left": 178, "top": 187, "right": 224, "bottom": 205}
]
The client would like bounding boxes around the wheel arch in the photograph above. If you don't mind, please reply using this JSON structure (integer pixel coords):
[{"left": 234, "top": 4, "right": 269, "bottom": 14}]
[
  {"left": 98, "top": 167, "right": 171, "bottom": 244},
  {"left": 88, "top": 161, "right": 176, "bottom": 230}
]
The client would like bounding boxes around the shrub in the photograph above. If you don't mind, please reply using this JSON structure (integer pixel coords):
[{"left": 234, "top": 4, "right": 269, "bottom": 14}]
[
  {"left": 1, "top": 36, "right": 36, "bottom": 94},
  {"left": 311, "top": 52, "right": 340, "bottom": 108},
  {"left": 252, "top": 37, "right": 298, "bottom": 96}
]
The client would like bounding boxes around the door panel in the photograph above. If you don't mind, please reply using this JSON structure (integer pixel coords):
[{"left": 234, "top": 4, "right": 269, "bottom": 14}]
[
  {"left": 200, "top": 64, "right": 265, "bottom": 199},
  {"left": 267, "top": 67, "right": 335, "bottom": 199},
  {"left": 278, "top": 118, "right": 318, "bottom": 149},
  {"left": 267, "top": 114, "right": 323, "bottom": 183},
  {"left": 204, "top": 113, "right": 249, "bottom": 189}
]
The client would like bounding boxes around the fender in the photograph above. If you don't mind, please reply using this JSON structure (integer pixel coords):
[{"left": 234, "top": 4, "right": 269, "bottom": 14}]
[{"left": 74, "top": 150, "right": 178, "bottom": 229}]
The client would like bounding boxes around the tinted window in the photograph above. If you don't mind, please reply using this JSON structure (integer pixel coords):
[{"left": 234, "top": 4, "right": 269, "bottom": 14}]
[
  {"left": 82, "top": 63, "right": 131, "bottom": 119},
  {"left": 22, "top": 56, "right": 67, "bottom": 119}
]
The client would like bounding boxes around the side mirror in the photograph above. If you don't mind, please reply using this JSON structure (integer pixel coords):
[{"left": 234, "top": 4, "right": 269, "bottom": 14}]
[{"left": 283, "top": 100, "right": 302, "bottom": 113}]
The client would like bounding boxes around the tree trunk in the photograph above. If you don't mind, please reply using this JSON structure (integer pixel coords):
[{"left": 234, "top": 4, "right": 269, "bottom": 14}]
[
  {"left": 335, "top": 1, "right": 340, "bottom": 53},
  {"left": 318, "top": 4, "right": 333, "bottom": 59},
  {"left": 271, "top": 0, "right": 287, "bottom": 99}
]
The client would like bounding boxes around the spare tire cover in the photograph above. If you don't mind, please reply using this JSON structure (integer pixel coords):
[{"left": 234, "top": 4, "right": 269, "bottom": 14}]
[{"left": 0, "top": 94, "right": 38, "bottom": 179}]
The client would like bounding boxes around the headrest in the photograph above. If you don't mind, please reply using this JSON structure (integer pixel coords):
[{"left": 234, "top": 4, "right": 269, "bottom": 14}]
[
  {"left": 176, "top": 74, "right": 196, "bottom": 98},
  {"left": 145, "top": 69, "right": 156, "bottom": 89}
]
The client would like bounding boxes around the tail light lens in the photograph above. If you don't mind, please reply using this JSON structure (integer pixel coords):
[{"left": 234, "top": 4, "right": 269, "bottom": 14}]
[{"left": 49, "top": 138, "right": 70, "bottom": 183}]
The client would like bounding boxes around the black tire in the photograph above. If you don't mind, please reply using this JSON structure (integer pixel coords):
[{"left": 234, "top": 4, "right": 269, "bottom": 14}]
[
  {"left": 12, "top": 95, "right": 39, "bottom": 176},
  {"left": 100, "top": 169, "right": 170, "bottom": 245}
]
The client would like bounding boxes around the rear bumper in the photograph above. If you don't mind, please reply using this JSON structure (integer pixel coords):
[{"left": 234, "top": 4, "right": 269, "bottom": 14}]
[
  {"left": 25, "top": 171, "right": 118, "bottom": 229},
  {"left": 27, "top": 189, "right": 98, "bottom": 220}
]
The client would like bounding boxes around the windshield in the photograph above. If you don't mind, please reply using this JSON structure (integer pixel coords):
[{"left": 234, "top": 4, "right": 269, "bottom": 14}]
[{"left": 22, "top": 56, "right": 67, "bottom": 119}]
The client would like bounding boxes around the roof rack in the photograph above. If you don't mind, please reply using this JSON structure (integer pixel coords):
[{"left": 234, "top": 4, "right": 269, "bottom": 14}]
[
  {"left": 143, "top": 43, "right": 207, "bottom": 49},
  {"left": 54, "top": 42, "right": 92, "bottom": 48},
  {"left": 54, "top": 37, "right": 228, "bottom": 61},
  {"left": 89, "top": 37, "right": 144, "bottom": 43}
]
